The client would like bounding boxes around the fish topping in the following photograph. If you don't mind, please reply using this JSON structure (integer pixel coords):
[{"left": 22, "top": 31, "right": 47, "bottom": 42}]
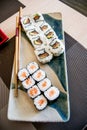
[
  {"left": 38, "top": 99, "right": 45, "bottom": 106},
  {"left": 36, "top": 72, "right": 42, "bottom": 79},
  {"left": 42, "top": 81, "right": 47, "bottom": 87},
  {"left": 38, "top": 52, "right": 49, "bottom": 59},
  {"left": 25, "top": 78, "right": 32, "bottom": 85},
  {"left": 34, "top": 14, "right": 40, "bottom": 21},
  {"left": 29, "top": 30, "right": 39, "bottom": 36},
  {"left": 46, "top": 32, "right": 54, "bottom": 39},
  {"left": 23, "top": 18, "right": 30, "bottom": 24},
  {"left": 21, "top": 72, "right": 27, "bottom": 78},
  {"left": 51, "top": 41, "right": 60, "bottom": 49},
  {"left": 29, "top": 87, "right": 38, "bottom": 96},
  {"left": 49, "top": 90, "right": 55, "bottom": 97},
  {"left": 40, "top": 25, "right": 48, "bottom": 31},
  {"left": 30, "top": 65, "right": 36, "bottom": 70},
  {"left": 34, "top": 38, "right": 43, "bottom": 45}
]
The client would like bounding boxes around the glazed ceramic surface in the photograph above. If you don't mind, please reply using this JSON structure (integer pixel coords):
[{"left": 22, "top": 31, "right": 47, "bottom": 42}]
[{"left": 8, "top": 13, "right": 70, "bottom": 122}]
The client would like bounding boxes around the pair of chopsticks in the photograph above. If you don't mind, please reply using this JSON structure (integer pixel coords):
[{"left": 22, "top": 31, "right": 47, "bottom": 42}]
[{"left": 14, "top": 7, "right": 22, "bottom": 97}]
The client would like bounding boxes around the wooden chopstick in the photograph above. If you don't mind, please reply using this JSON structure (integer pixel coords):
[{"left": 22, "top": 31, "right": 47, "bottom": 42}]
[
  {"left": 18, "top": 7, "right": 22, "bottom": 70},
  {"left": 14, "top": 16, "right": 19, "bottom": 97},
  {"left": 14, "top": 7, "right": 22, "bottom": 97}
]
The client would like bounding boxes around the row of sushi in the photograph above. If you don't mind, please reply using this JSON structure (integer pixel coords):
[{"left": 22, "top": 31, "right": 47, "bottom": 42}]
[
  {"left": 18, "top": 62, "right": 60, "bottom": 110},
  {"left": 21, "top": 13, "right": 65, "bottom": 63}
]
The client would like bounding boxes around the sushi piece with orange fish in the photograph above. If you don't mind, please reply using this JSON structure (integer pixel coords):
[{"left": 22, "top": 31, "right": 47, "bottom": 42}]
[
  {"left": 34, "top": 94, "right": 48, "bottom": 110},
  {"left": 21, "top": 16, "right": 33, "bottom": 32},
  {"left": 27, "top": 85, "right": 41, "bottom": 98},
  {"left": 34, "top": 47, "right": 53, "bottom": 63},
  {"left": 22, "top": 76, "right": 35, "bottom": 89},
  {"left": 27, "top": 62, "right": 39, "bottom": 74},
  {"left": 38, "top": 78, "right": 51, "bottom": 92},
  {"left": 49, "top": 38, "right": 65, "bottom": 56},
  {"left": 32, "top": 69, "right": 46, "bottom": 82},
  {"left": 44, "top": 86, "right": 60, "bottom": 101},
  {"left": 18, "top": 68, "right": 29, "bottom": 81}
]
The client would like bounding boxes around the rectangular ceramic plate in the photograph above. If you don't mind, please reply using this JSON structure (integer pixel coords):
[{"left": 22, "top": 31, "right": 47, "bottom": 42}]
[{"left": 8, "top": 12, "right": 70, "bottom": 122}]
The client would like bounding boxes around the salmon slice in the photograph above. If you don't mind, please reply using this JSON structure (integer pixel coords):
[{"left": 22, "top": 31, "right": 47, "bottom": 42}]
[
  {"left": 38, "top": 99, "right": 45, "bottom": 106},
  {"left": 42, "top": 81, "right": 47, "bottom": 87},
  {"left": 29, "top": 88, "right": 38, "bottom": 96},
  {"left": 25, "top": 78, "right": 32, "bottom": 85},
  {"left": 49, "top": 90, "right": 55, "bottom": 97},
  {"left": 36, "top": 72, "right": 42, "bottom": 78},
  {"left": 21, "top": 72, "right": 27, "bottom": 78},
  {"left": 30, "top": 65, "right": 36, "bottom": 70}
]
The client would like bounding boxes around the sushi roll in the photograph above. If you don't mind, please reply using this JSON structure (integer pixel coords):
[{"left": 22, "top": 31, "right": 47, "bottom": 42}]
[
  {"left": 45, "top": 29, "right": 57, "bottom": 39},
  {"left": 21, "top": 16, "right": 33, "bottom": 31},
  {"left": 27, "top": 85, "right": 41, "bottom": 98},
  {"left": 31, "top": 35, "right": 46, "bottom": 49},
  {"left": 32, "top": 13, "right": 44, "bottom": 27},
  {"left": 32, "top": 69, "right": 46, "bottom": 82},
  {"left": 33, "top": 13, "right": 44, "bottom": 23},
  {"left": 44, "top": 86, "right": 60, "bottom": 101},
  {"left": 34, "top": 94, "right": 48, "bottom": 110},
  {"left": 18, "top": 68, "right": 29, "bottom": 81},
  {"left": 27, "top": 62, "right": 39, "bottom": 74},
  {"left": 22, "top": 76, "right": 35, "bottom": 89},
  {"left": 49, "top": 38, "right": 65, "bottom": 56},
  {"left": 34, "top": 47, "right": 53, "bottom": 63},
  {"left": 39, "top": 22, "right": 51, "bottom": 33},
  {"left": 38, "top": 78, "right": 51, "bottom": 92},
  {"left": 26, "top": 27, "right": 40, "bottom": 41}
]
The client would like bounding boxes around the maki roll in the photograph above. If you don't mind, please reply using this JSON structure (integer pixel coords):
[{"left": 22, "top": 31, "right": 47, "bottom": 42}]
[
  {"left": 21, "top": 16, "right": 32, "bottom": 31},
  {"left": 34, "top": 47, "right": 53, "bottom": 63},
  {"left": 27, "top": 85, "right": 41, "bottom": 98},
  {"left": 22, "top": 76, "right": 35, "bottom": 89},
  {"left": 39, "top": 22, "right": 51, "bottom": 32},
  {"left": 34, "top": 94, "right": 48, "bottom": 110},
  {"left": 23, "top": 18, "right": 30, "bottom": 24},
  {"left": 49, "top": 38, "right": 65, "bottom": 56},
  {"left": 32, "top": 13, "right": 44, "bottom": 27},
  {"left": 18, "top": 68, "right": 29, "bottom": 81},
  {"left": 31, "top": 35, "right": 45, "bottom": 49},
  {"left": 26, "top": 27, "right": 40, "bottom": 41},
  {"left": 44, "top": 86, "right": 60, "bottom": 101},
  {"left": 28, "top": 29, "right": 39, "bottom": 36},
  {"left": 27, "top": 62, "right": 39, "bottom": 74},
  {"left": 32, "top": 69, "right": 46, "bottom": 82},
  {"left": 38, "top": 78, "right": 51, "bottom": 92},
  {"left": 45, "top": 29, "right": 57, "bottom": 39},
  {"left": 33, "top": 37, "right": 43, "bottom": 45},
  {"left": 33, "top": 13, "right": 44, "bottom": 22}
]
